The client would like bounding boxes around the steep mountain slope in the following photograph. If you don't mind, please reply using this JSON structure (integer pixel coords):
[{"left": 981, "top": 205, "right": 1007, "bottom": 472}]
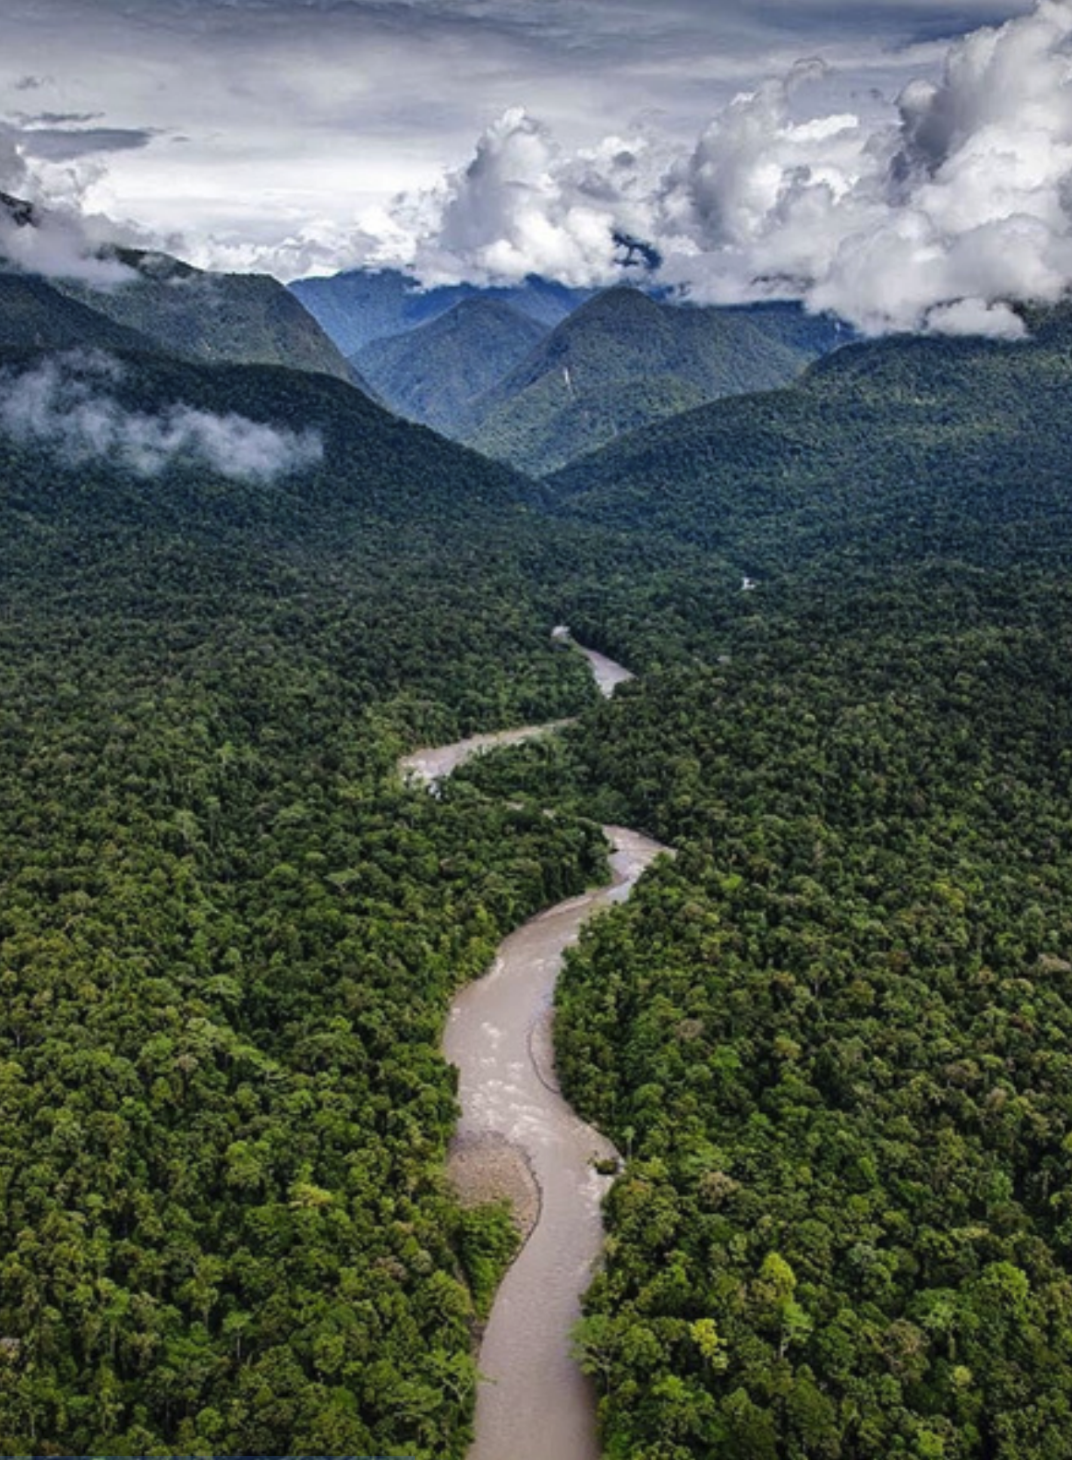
[
  {"left": 0, "top": 343, "right": 576, "bottom": 692},
  {"left": 289, "top": 266, "right": 589, "bottom": 355},
  {"left": 462, "top": 287, "right": 839, "bottom": 476},
  {"left": 51, "top": 248, "right": 361, "bottom": 383},
  {"left": 544, "top": 314, "right": 1072, "bottom": 594},
  {"left": 0, "top": 270, "right": 157, "bottom": 352},
  {"left": 353, "top": 296, "right": 549, "bottom": 436}
]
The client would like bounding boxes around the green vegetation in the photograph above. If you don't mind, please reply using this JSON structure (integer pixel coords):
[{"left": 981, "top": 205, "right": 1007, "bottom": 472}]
[
  {"left": 549, "top": 625, "right": 1072, "bottom": 1459},
  {"left": 0, "top": 345, "right": 606, "bottom": 1456},
  {"left": 446, "top": 308, "right": 1072, "bottom": 1458},
  {"left": 545, "top": 316, "right": 1072, "bottom": 579},
  {"left": 354, "top": 297, "right": 549, "bottom": 437},
  {"left": 465, "top": 289, "right": 840, "bottom": 475},
  {"left": 455, "top": 580, "right": 1072, "bottom": 1458},
  {"left": 6, "top": 269, "right": 1072, "bottom": 1459},
  {"left": 50, "top": 250, "right": 358, "bottom": 383},
  {"left": 0, "top": 272, "right": 156, "bottom": 353}
]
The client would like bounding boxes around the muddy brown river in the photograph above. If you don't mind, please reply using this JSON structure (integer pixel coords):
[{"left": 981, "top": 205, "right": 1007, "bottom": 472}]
[
  {"left": 399, "top": 720, "right": 570, "bottom": 786},
  {"left": 402, "top": 638, "right": 663, "bottom": 1459},
  {"left": 445, "top": 826, "right": 665, "bottom": 1460},
  {"left": 575, "top": 643, "right": 634, "bottom": 698},
  {"left": 399, "top": 630, "right": 633, "bottom": 789}
]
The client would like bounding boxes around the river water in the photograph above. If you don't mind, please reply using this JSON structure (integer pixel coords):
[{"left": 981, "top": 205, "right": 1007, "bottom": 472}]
[
  {"left": 399, "top": 720, "right": 571, "bottom": 786},
  {"left": 576, "top": 644, "right": 634, "bottom": 698},
  {"left": 400, "top": 638, "right": 658, "bottom": 1459},
  {"left": 445, "top": 827, "right": 665, "bottom": 1460},
  {"left": 399, "top": 632, "right": 633, "bottom": 788}
]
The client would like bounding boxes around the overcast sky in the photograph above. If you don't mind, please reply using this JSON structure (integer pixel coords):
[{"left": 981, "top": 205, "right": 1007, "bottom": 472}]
[{"left": 5, "top": 0, "right": 1072, "bottom": 338}]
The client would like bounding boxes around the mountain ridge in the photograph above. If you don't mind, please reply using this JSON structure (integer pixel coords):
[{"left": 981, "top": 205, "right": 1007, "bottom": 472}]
[
  {"left": 0, "top": 195, "right": 367, "bottom": 386},
  {"left": 460, "top": 285, "right": 843, "bottom": 475},
  {"left": 289, "top": 266, "right": 591, "bottom": 355},
  {"left": 352, "top": 295, "right": 550, "bottom": 436}
]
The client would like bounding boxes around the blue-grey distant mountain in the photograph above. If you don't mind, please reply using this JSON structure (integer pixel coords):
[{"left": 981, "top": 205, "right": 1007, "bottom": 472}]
[
  {"left": 352, "top": 297, "right": 549, "bottom": 437},
  {"left": 289, "top": 267, "right": 590, "bottom": 355},
  {"left": 461, "top": 286, "right": 845, "bottom": 476}
]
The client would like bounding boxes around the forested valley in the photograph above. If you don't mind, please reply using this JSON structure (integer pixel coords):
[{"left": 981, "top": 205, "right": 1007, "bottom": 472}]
[
  {"left": 0, "top": 344, "right": 608, "bottom": 1456},
  {"left": 4, "top": 281, "right": 1072, "bottom": 1460},
  {"left": 446, "top": 307, "right": 1072, "bottom": 1457}
]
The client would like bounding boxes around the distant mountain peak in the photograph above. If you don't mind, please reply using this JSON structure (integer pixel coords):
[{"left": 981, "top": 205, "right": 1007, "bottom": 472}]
[
  {"left": 289, "top": 266, "right": 591, "bottom": 355},
  {"left": 101, "top": 246, "right": 200, "bottom": 283},
  {"left": 352, "top": 292, "right": 549, "bottom": 437},
  {"left": 463, "top": 287, "right": 843, "bottom": 475},
  {"left": 570, "top": 284, "right": 661, "bottom": 316}
]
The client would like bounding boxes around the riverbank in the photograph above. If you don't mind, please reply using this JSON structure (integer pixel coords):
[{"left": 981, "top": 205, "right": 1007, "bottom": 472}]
[
  {"left": 445, "top": 826, "right": 667, "bottom": 1460},
  {"left": 448, "top": 1132, "right": 542, "bottom": 1244},
  {"left": 402, "top": 637, "right": 658, "bottom": 1458}
]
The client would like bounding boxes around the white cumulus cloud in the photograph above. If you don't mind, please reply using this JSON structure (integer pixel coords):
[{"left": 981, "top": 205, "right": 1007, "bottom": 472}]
[
  {"left": 364, "top": 0, "right": 1072, "bottom": 337},
  {"left": 391, "top": 106, "right": 663, "bottom": 287},
  {"left": 7, "top": 0, "right": 1072, "bottom": 339},
  {"left": 656, "top": 0, "right": 1072, "bottom": 335},
  {"left": 0, "top": 120, "right": 149, "bottom": 284},
  {"left": 0, "top": 351, "right": 323, "bottom": 483}
]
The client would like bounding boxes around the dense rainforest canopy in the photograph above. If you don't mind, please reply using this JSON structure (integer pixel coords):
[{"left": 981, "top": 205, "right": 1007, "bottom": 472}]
[
  {"left": 0, "top": 344, "right": 607, "bottom": 1456},
  {"left": 3, "top": 284, "right": 1072, "bottom": 1459}
]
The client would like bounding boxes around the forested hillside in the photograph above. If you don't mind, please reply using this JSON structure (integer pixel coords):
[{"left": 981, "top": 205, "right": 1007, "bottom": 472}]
[
  {"left": 0, "top": 272, "right": 157, "bottom": 353},
  {"left": 546, "top": 317, "right": 1072, "bottom": 577},
  {"left": 52, "top": 251, "right": 360, "bottom": 384},
  {"left": 353, "top": 297, "right": 549, "bottom": 437},
  {"left": 0, "top": 345, "right": 606, "bottom": 1457},
  {"left": 5, "top": 270, "right": 1072, "bottom": 1460},
  {"left": 463, "top": 288, "right": 840, "bottom": 476}
]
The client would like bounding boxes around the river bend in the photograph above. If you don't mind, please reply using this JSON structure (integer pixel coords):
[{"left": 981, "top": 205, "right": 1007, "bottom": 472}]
[
  {"left": 446, "top": 827, "right": 663, "bottom": 1460},
  {"left": 402, "top": 637, "right": 659, "bottom": 1459}
]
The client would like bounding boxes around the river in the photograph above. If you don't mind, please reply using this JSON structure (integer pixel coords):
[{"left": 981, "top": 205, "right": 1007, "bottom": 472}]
[
  {"left": 445, "top": 826, "right": 664, "bottom": 1460},
  {"left": 402, "top": 637, "right": 660, "bottom": 1459},
  {"left": 399, "top": 720, "right": 570, "bottom": 786},
  {"left": 575, "top": 643, "right": 634, "bottom": 699},
  {"left": 399, "top": 630, "right": 633, "bottom": 788}
]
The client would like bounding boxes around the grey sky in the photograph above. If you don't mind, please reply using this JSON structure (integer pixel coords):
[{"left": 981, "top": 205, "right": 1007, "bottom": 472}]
[{"left": 0, "top": 0, "right": 1035, "bottom": 274}]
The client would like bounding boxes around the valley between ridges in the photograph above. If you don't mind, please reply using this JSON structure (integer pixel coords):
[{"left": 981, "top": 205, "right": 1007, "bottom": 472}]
[{"left": 402, "top": 637, "right": 669, "bottom": 1460}]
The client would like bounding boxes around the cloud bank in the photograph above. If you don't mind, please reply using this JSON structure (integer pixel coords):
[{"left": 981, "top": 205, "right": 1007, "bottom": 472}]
[
  {"left": 0, "top": 352, "right": 323, "bottom": 483},
  {"left": 370, "top": 0, "right": 1072, "bottom": 337},
  {"left": 2, "top": 0, "right": 1069, "bottom": 338},
  {"left": 0, "top": 118, "right": 153, "bottom": 284}
]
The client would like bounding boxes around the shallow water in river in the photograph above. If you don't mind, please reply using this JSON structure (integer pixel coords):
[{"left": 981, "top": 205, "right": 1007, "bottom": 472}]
[
  {"left": 403, "top": 638, "right": 655, "bottom": 1457},
  {"left": 576, "top": 643, "right": 634, "bottom": 698},
  {"left": 399, "top": 720, "right": 570, "bottom": 786},
  {"left": 444, "top": 827, "right": 665, "bottom": 1460},
  {"left": 399, "top": 636, "right": 633, "bottom": 788}
]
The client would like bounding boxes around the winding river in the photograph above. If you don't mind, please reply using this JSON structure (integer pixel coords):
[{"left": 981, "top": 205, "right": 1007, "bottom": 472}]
[
  {"left": 402, "top": 636, "right": 662, "bottom": 1460},
  {"left": 446, "top": 825, "right": 664, "bottom": 1460}
]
